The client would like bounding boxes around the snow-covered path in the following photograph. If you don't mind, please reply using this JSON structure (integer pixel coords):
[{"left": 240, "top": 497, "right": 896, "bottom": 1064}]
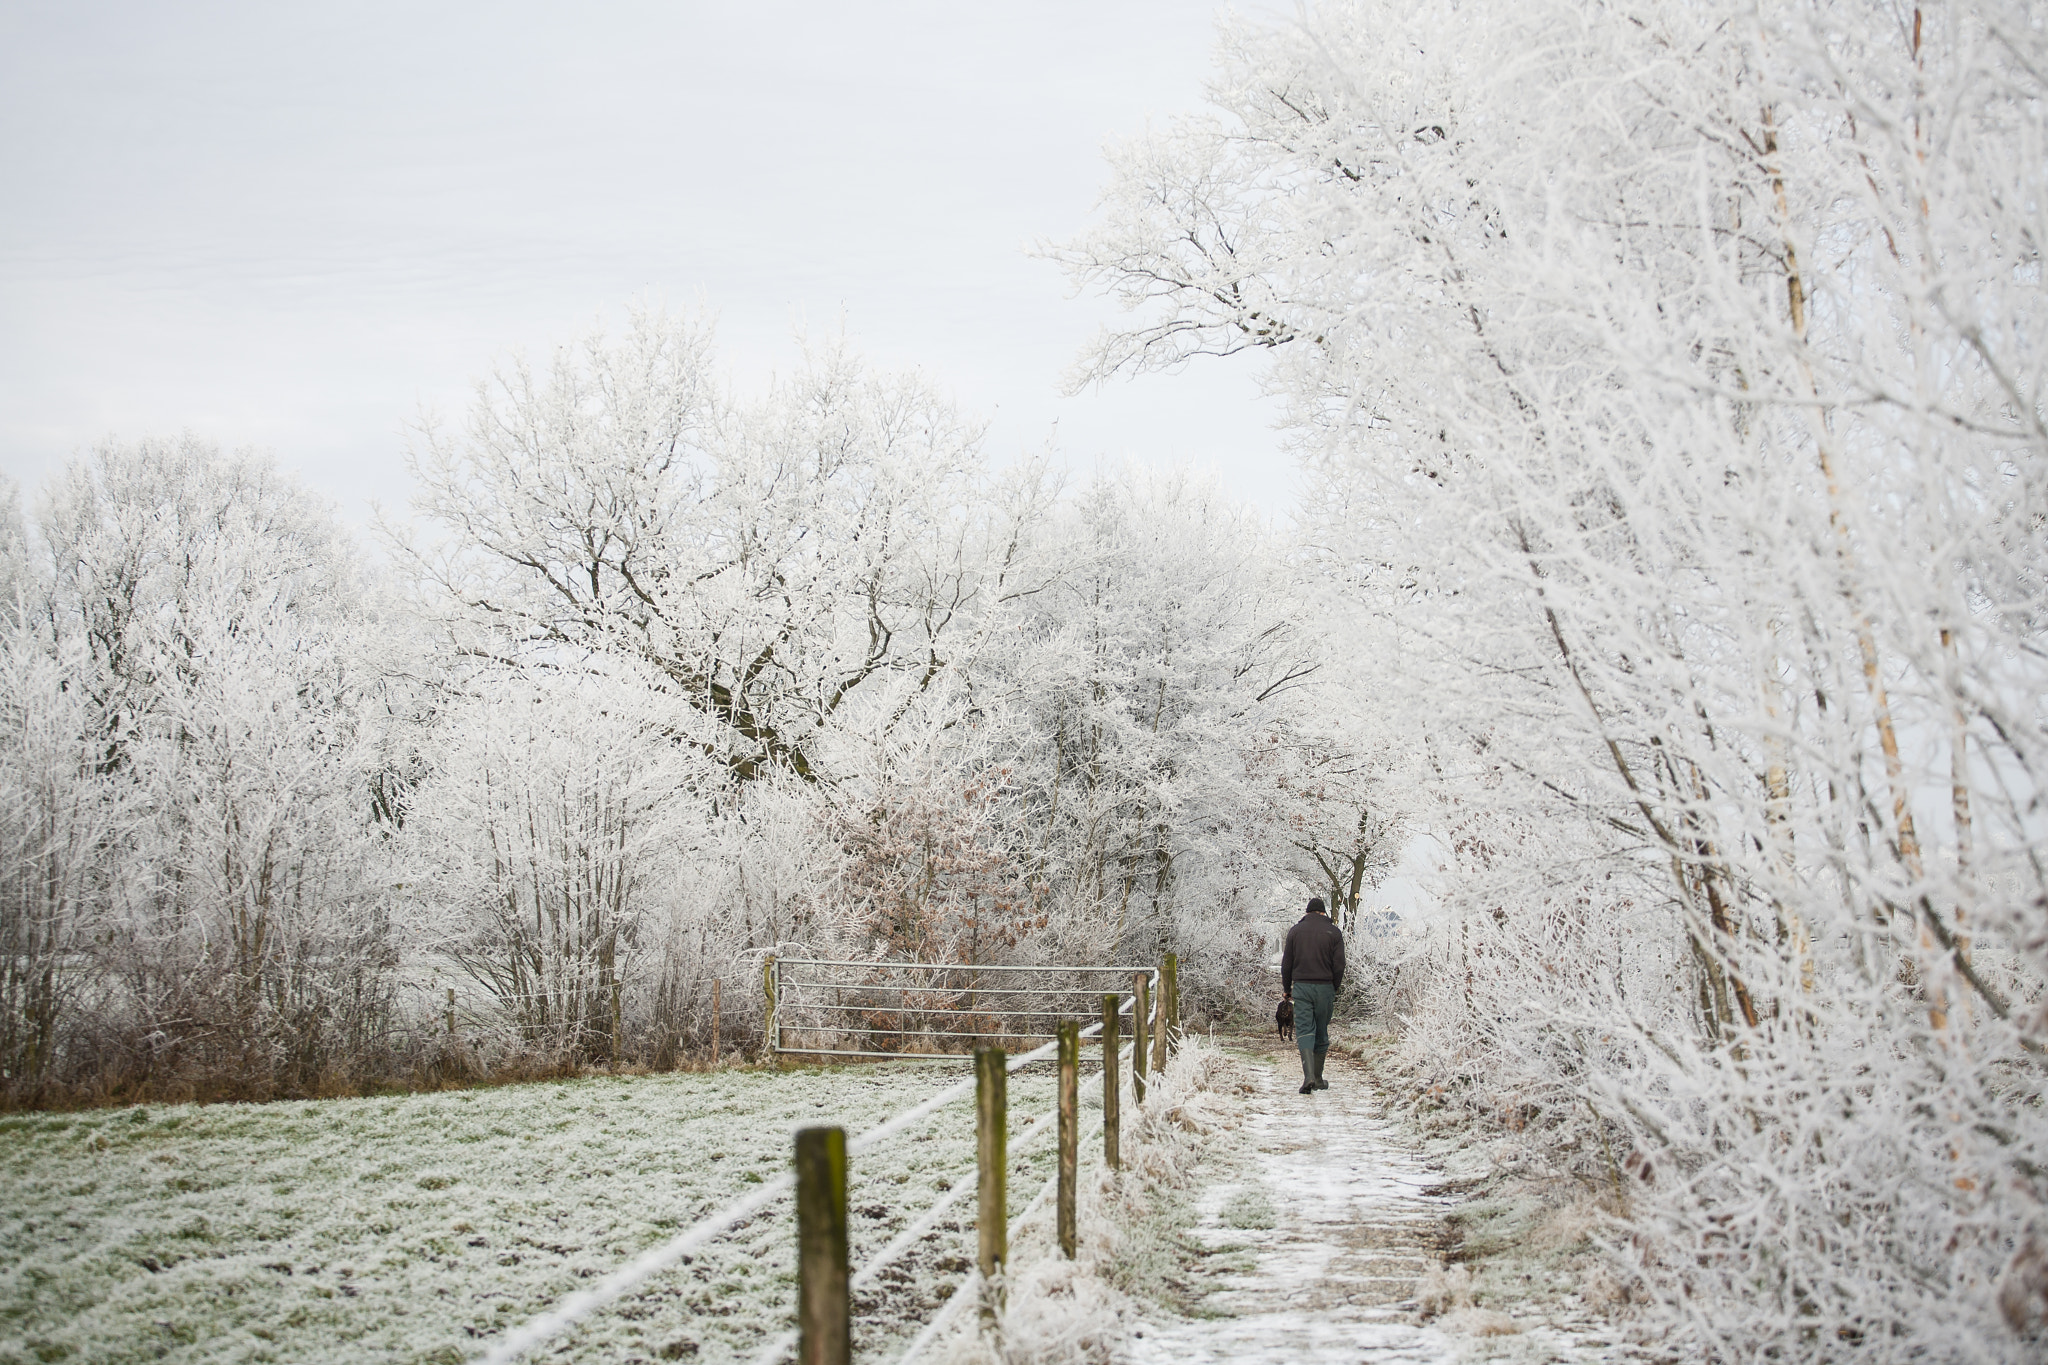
[{"left": 1123, "top": 1044, "right": 1458, "bottom": 1365}]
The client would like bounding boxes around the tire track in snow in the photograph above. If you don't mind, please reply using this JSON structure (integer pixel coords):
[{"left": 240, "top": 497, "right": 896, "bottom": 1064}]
[{"left": 1123, "top": 1044, "right": 1459, "bottom": 1364}]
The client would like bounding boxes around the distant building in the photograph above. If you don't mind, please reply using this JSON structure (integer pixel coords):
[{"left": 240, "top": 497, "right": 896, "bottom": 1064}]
[{"left": 1357, "top": 908, "right": 1402, "bottom": 940}]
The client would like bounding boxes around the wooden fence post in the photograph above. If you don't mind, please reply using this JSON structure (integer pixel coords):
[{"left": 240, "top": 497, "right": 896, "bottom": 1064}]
[
  {"left": 794, "top": 1126, "right": 850, "bottom": 1365},
  {"left": 1057, "top": 1021, "right": 1078, "bottom": 1259},
  {"left": 1150, "top": 974, "right": 1165, "bottom": 1076},
  {"left": 1162, "top": 954, "right": 1180, "bottom": 1061},
  {"left": 710, "top": 977, "right": 721, "bottom": 1065},
  {"left": 764, "top": 956, "right": 778, "bottom": 1061},
  {"left": 975, "top": 1048, "right": 1008, "bottom": 1315},
  {"left": 1100, "top": 994, "right": 1121, "bottom": 1172},
  {"left": 1131, "top": 974, "right": 1150, "bottom": 1104}
]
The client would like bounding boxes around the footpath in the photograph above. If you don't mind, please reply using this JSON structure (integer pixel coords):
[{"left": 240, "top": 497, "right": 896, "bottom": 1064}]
[
  {"left": 1121, "top": 1039, "right": 1645, "bottom": 1365},
  {"left": 1124, "top": 1038, "right": 1458, "bottom": 1364}
]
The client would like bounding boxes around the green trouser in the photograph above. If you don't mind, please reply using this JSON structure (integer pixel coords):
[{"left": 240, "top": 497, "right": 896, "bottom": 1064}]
[{"left": 1291, "top": 981, "right": 1335, "bottom": 1083}]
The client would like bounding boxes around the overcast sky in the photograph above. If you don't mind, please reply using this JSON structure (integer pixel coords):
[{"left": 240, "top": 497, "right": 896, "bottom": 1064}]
[{"left": 0, "top": 1, "right": 1297, "bottom": 532}]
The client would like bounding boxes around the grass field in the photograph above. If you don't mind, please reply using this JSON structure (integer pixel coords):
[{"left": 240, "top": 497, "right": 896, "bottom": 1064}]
[{"left": 0, "top": 1061, "right": 1069, "bottom": 1365}]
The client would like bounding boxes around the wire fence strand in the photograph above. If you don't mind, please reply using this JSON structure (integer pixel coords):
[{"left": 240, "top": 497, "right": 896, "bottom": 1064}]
[
  {"left": 748, "top": 1036, "right": 1128, "bottom": 1365},
  {"left": 474, "top": 1007, "right": 1127, "bottom": 1364}
]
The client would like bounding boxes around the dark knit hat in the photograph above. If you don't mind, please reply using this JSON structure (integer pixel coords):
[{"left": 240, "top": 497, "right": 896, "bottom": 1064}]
[{"left": 1307, "top": 897, "right": 1327, "bottom": 914}]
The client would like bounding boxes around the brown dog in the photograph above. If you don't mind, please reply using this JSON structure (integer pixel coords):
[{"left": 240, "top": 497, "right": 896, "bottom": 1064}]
[{"left": 1275, "top": 997, "right": 1295, "bottom": 1040}]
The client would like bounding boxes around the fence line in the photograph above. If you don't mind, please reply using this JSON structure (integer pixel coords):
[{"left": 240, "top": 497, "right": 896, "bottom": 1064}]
[
  {"left": 749, "top": 1035, "right": 1130, "bottom": 1365},
  {"left": 474, "top": 998, "right": 1136, "bottom": 1365},
  {"left": 895, "top": 1268, "right": 980, "bottom": 1365},
  {"left": 772, "top": 959, "right": 1157, "bottom": 1060},
  {"left": 774, "top": 985, "right": 1131, "bottom": 999},
  {"left": 476, "top": 1173, "right": 794, "bottom": 1365},
  {"left": 786, "top": 1026, "right": 1071, "bottom": 1042},
  {"left": 775, "top": 959, "right": 1137, "bottom": 975},
  {"left": 783, "top": 1003, "right": 1109, "bottom": 1018}
]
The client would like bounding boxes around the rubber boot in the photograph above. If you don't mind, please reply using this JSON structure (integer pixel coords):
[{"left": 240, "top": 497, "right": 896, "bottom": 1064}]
[
  {"left": 1312, "top": 1048, "right": 1330, "bottom": 1090},
  {"left": 1298, "top": 1045, "right": 1316, "bottom": 1094}
]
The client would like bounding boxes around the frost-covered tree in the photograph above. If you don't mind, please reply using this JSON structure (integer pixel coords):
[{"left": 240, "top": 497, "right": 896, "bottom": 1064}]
[
  {"left": 402, "top": 314, "right": 1011, "bottom": 786},
  {"left": 0, "top": 621, "right": 122, "bottom": 1099},
  {"left": 37, "top": 438, "right": 359, "bottom": 772},
  {"left": 395, "top": 317, "right": 1084, "bottom": 1054},
  {"left": 9, "top": 438, "right": 401, "bottom": 1097},
  {"left": 956, "top": 469, "right": 1332, "bottom": 1007},
  {"left": 0, "top": 479, "right": 30, "bottom": 626},
  {"left": 1263, "top": 714, "right": 1405, "bottom": 938},
  {"left": 405, "top": 667, "right": 725, "bottom": 1064},
  {"left": 827, "top": 681, "right": 1043, "bottom": 967},
  {"left": 1065, "top": 0, "right": 2048, "bottom": 1352}
]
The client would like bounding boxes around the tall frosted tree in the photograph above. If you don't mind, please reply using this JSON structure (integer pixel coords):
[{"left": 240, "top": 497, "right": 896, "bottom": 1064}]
[
  {"left": 1063, "top": 0, "right": 2048, "bottom": 1352},
  {"left": 955, "top": 468, "right": 1345, "bottom": 1003},
  {"left": 402, "top": 313, "right": 1017, "bottom": 786},
  {"left": 10, "top": 439, "right": 398, "bottom": 1097}
]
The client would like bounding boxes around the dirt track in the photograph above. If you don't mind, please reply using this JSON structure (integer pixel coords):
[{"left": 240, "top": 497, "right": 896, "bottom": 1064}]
[
  {"left": 1119, "top": 1038, "right": 1650, "bottom": 1364},
  {"left": 1123, "top": 1039, "right": 1462, "bottom": 1364}
]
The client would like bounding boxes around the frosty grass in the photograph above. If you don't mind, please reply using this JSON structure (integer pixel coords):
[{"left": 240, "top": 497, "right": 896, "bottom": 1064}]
[{"left": 1, "top": 1062, "right": 1067, "bottom": 1364}]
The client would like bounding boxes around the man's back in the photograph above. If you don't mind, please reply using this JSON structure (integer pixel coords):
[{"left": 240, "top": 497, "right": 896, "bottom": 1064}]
[{"left": 1281, "top": 912, "right": 1346, "bottom": 992}]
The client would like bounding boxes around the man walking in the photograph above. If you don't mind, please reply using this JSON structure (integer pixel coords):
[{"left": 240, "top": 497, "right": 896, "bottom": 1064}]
[{"left": 1280, "top": 896, "right": 1345, "bottom": 1094}]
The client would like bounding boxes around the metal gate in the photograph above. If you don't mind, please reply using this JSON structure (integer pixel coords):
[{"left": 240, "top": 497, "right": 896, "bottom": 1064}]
[{"left": 768, "top": 958, "right": 1157, "bottom": 1060}]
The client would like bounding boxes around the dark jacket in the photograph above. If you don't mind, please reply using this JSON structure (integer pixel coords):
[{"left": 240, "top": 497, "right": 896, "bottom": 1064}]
[{"left": 1281, "top": 912, "right": 1345, "bottom": 994}]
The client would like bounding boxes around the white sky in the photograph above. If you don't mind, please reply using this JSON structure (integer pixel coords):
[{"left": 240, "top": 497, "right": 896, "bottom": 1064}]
[{"left": 0, "top": 1, "right": 1298, "bottom": 532}]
